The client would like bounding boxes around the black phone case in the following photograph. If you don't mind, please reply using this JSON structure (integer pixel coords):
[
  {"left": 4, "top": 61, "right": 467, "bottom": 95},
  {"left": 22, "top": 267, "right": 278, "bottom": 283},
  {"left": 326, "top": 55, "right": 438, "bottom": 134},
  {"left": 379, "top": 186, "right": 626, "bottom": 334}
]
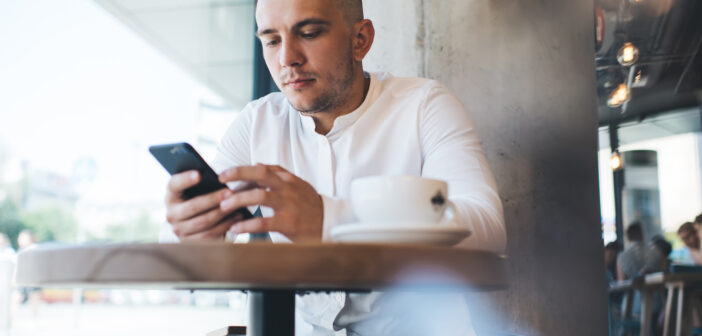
[
  {"left": 149, "top": 143, "right": 227, "bottom": 200},
  {"left": 148, "top": 143, "right": 253, "bottom": 223}
]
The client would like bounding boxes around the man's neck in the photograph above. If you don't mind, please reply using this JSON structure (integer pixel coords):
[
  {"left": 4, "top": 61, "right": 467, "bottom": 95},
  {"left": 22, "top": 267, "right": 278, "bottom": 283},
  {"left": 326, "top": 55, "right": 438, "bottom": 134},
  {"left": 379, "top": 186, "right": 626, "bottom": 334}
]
[{"left": 303, "top": 71, "right": 370, "bottom": 135}]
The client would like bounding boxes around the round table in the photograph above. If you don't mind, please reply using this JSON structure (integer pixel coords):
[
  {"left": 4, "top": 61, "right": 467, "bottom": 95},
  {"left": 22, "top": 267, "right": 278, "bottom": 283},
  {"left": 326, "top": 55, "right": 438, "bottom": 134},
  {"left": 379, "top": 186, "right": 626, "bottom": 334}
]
[{"left": 15, "top": 242, "right": 508, "bottom": 335}]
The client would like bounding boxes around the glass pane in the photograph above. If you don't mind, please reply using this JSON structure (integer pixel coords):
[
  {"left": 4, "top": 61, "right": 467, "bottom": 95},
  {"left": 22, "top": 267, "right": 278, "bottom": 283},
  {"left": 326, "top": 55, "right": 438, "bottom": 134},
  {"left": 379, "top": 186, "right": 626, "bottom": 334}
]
[{"left": 0, "top": 0, "right": 254, "bottom": 334}]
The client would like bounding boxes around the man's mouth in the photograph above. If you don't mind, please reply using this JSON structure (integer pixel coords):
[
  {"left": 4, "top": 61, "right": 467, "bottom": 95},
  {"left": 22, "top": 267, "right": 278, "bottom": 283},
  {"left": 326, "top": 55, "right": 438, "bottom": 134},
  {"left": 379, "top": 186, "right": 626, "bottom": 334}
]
[{"left": 284, "top": 78, "right": 315, "bottom": 89}]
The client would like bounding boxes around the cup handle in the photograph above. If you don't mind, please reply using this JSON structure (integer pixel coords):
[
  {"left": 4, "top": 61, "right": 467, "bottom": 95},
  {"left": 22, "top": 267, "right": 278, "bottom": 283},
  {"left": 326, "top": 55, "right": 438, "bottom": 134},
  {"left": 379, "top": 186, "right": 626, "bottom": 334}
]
[{"left": 439, "top": 200, "right": 457, "bottom": 226}]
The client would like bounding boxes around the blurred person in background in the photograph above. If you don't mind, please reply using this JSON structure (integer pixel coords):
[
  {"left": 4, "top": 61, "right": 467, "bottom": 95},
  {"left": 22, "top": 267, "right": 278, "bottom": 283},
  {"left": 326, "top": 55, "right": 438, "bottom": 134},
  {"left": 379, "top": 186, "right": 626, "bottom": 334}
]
[
  {"left": 694, "top": 213, "right": 702, "bottom": 246},
  {"left": 677, "top": 222, "right": 702, "bottom": 265},
  {"left": 17, "top": 230, "right": 36, "bottom": 251},
  {"left": 617, "top": 222, "right": 663, "bottom": 281},
  {"left": 650, "top": 235, "right": 672, "bottom": 272},
  {"left": 605, "top": 241, "right": 623, "bottom": 332},
  {"left": 0, "top": 233, "right": 15, "bottom": 330},
  {"left": 694, "top": 213, "right": 702, "bottom": 229},
  {"left": 0, "top": 233, "right": 14, "bottom": 260},
  {"left": 649, "top": 235, "right": 673, "bottom": 335},
  {"left": 605, "top": 241, "right": 622, "bottom": 284},
  {"left": 616, "top": 223, "right": 665, "bottom": 333}
]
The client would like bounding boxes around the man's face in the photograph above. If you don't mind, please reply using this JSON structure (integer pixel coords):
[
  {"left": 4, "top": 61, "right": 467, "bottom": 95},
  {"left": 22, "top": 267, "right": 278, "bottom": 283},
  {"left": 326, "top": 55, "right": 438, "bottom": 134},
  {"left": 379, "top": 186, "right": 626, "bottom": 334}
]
[
  {"left": 679, "top": 229, "right": 700, "bottom": 250},
  {"left": 255, "top": 0, "right": 358, "bottom": 113}
]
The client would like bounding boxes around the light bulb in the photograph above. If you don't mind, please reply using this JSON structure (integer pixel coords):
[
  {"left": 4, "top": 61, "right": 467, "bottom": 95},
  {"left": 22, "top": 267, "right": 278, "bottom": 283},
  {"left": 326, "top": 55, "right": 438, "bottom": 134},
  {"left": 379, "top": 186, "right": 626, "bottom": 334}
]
[
  {"left": 607, "top": 83, "right": 631, "bottom": 107},
  {"left": 617, "top": 42, "right": 639, "bottom": 66},
  {"left": 611, "top": 151, "right": 623, "bottom": 170}
]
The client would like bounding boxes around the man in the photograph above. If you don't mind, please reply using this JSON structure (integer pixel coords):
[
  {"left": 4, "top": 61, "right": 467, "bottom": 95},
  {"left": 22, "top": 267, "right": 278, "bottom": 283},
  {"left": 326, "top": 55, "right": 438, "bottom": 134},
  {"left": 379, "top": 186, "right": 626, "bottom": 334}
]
[
  {"left": 678, "top": 222, "right": 702, "bottom": 265},
  {"left": 617, "top": 222, "right": 662, "bottom": 281},
  {"left": 161, "top": 0, "right": 505, "bottom": 334},
  {"left": 694, "top": 213, "right": 702, "bottom": 245},
  {"left": 650, "top": 235, "right": 672, "bottom": 271},
  {"left": 615, "top": 223, "right": 664, "bottom": 326}
]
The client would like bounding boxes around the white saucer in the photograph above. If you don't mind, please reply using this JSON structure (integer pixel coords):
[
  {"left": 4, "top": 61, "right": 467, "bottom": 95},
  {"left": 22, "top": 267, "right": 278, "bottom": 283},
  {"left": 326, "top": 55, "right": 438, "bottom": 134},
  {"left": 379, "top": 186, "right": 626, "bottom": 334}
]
[{"left": 330, "top": 222, "right": 471, "bottom": 246}]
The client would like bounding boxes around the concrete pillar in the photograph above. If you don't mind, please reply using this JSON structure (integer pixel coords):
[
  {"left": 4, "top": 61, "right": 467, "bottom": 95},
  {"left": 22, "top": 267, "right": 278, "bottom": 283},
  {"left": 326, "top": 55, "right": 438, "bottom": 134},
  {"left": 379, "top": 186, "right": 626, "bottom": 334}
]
[{"left": 364, "top": 0, "right": 608, "bottom": 334}]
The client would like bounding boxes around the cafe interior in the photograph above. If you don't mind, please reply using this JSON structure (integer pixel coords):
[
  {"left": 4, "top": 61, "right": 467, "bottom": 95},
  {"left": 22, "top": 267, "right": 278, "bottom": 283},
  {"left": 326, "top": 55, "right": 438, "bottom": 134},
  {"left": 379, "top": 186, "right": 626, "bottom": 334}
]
[{"left": 1, "top": 0, "right": 702, "bottom": 335}]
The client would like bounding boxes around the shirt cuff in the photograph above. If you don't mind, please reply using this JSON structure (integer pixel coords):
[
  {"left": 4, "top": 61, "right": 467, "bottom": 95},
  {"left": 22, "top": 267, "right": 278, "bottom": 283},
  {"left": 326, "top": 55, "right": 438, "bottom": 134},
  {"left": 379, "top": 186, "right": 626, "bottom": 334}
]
[{"left": 320, "top": 195, "right": 356, "bottom": 241}]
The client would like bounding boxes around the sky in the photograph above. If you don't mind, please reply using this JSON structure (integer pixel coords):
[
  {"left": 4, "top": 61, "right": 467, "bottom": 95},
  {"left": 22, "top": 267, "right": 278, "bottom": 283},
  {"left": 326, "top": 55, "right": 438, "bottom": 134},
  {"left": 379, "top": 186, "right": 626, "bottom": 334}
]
[{"left": 0, "top": 0, "right": 232, "bottom": 224}]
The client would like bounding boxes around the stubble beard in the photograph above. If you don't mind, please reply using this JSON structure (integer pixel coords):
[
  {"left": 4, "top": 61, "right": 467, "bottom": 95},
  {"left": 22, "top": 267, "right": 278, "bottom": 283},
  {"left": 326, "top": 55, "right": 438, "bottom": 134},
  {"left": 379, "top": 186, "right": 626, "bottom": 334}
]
[{"left": 290, "top": 50, "right": 357, "bottom": 114}]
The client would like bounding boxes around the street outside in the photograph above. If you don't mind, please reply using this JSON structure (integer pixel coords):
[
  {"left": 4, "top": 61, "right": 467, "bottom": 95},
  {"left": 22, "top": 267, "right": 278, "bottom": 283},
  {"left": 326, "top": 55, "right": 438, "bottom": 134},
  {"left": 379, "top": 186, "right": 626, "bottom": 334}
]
[{"left": 2, "top": 290, "right": 248, "bottom": 336}]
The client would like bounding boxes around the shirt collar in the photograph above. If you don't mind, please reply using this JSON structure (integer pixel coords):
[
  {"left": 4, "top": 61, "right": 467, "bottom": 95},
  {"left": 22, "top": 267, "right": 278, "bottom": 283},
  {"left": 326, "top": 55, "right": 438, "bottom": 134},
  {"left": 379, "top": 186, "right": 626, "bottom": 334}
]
[{"left": 299, "top": 72, "right": 376, "bottom": 139}]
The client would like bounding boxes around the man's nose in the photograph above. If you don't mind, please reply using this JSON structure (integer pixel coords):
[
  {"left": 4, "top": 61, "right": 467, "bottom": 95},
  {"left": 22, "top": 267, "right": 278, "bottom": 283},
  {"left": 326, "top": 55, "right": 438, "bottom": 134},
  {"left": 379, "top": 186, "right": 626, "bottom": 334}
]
[{"left": 279, "top": 39, "right": 304, "bottom": 67}]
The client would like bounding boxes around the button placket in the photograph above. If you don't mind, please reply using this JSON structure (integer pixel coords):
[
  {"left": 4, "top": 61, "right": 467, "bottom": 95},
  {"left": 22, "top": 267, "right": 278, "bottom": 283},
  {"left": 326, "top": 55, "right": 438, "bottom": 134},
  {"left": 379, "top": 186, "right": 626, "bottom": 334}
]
[{"left": 316, "top": 136, "right": 335, "bottom": 196}]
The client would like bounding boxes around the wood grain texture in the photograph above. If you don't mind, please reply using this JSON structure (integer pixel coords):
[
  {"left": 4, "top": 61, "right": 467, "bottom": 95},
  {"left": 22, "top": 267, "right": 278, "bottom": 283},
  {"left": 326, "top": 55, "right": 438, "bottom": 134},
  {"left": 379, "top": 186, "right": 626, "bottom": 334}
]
[{"left": 15, "top": 242, "right": 508, "bottom": 292}]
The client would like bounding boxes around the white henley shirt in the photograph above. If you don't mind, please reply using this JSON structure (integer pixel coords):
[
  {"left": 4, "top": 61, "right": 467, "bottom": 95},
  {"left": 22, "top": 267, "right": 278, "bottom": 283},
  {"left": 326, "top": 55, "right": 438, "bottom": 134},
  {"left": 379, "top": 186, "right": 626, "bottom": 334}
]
[{"left": 160, "top": 72, "right": 505, "bottom": 335}]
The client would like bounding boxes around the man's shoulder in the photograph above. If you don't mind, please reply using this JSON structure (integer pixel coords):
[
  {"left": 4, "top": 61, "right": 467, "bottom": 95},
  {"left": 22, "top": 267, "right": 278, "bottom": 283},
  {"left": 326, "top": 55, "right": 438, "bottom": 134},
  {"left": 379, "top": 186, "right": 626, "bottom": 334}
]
[{"left": 373, "top": 72, "right": 445, "bottom": 94}]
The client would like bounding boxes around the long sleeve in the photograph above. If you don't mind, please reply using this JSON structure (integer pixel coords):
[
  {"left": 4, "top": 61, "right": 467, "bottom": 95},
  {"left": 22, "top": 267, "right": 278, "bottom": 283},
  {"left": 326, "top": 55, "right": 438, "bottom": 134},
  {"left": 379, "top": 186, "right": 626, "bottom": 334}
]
[{"left": 419, "top": 82, "right": 506, "bottom": 253}]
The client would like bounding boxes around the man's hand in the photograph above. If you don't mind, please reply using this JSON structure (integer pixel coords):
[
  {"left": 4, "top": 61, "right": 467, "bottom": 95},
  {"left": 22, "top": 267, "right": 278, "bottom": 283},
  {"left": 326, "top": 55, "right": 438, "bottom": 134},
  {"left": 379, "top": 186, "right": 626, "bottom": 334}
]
[
  {"left": 218, "top": 164, "right": 324, "bottom": 242},
  {"left": 165, "top": 170, "right": 247, "bottom": 241}
]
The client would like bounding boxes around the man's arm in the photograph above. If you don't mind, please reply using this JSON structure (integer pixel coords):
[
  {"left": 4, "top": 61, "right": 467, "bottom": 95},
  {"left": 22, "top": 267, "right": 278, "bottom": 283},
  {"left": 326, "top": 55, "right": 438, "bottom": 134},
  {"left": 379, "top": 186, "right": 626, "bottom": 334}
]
[{"left": 418, "top": 81, "right": 506, "bottom": 253}]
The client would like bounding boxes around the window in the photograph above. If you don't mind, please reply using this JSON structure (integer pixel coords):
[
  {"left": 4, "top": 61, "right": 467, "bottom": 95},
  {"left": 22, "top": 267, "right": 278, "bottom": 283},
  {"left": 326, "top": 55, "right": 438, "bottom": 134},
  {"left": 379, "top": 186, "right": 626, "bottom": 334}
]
[{"left": 0, "top": 1, "right": 256, "bottom": 334}]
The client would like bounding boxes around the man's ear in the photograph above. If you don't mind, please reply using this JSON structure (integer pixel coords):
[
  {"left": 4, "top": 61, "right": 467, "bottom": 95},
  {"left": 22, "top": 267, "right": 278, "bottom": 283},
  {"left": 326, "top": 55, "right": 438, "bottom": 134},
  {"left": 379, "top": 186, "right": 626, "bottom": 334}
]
[{"left": 352, "top": 19, "right": 375, "bottom": 62}]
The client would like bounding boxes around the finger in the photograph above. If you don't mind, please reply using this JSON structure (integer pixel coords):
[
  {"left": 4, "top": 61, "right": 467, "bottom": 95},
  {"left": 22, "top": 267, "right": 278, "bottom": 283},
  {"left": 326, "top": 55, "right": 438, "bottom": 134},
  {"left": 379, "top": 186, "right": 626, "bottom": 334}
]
[
  {"left": 218, "top": 165, "right": 284, "bottom": 189},
  {"left": 230, "top": 181, "right": 261, "bottom": 193},
  {"left": 181, "top": 217, "right": 238, "bottom": 241},
  {"left": 173, "top": 203, "right": 242, "bottom": 237},
  {"left": 220, "top": 188, "right": 276, "bottom": 213},
  {"left": 166, "top": 171, "right": 201, "bottom": 203},
  {"left": 228, "top": 217, "right": 272, "bottom": 235},
  {"left": 167, "top": 188, "right": 233, "bottom": 223},
  {"left": 267, "top": 165, "right": 297, "bottom": 182},
  {"left": 183, "top": 211, "right": 247, "bottom": 240}
]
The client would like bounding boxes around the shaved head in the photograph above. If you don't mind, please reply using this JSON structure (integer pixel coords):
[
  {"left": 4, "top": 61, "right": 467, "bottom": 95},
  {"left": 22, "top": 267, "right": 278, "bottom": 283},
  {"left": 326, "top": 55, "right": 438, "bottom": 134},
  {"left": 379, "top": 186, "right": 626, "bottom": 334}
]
[
  {"left": 257, "top": 0, "right": 363, "bottom": 27},
  {"left": 255, "top": 0, "right": 375, "bottom": 121},
  {"left": 336, "top": 0, "right": 364, "bottom": 26}
]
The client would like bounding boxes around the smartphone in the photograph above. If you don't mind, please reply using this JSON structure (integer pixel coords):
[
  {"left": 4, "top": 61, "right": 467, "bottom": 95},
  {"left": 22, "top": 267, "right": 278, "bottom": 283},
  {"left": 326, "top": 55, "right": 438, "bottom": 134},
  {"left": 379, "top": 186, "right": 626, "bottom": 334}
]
[{"left": 149, "top": 142, "right": 253, "bottom": 219}]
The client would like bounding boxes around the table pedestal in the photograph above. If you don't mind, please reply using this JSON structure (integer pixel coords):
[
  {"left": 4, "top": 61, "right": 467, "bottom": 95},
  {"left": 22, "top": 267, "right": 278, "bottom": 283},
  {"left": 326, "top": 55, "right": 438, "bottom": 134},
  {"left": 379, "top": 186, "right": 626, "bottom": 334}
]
[{"left": 249, "top": 290, "right": 295, "bottom": 336}]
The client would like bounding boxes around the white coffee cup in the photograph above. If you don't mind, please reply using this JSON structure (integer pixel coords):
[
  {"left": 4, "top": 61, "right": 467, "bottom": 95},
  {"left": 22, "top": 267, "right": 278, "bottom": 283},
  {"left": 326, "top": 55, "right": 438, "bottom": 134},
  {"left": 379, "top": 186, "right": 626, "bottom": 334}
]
[{"left": 350, "top": 175, "right": 456, "bottom": 225}]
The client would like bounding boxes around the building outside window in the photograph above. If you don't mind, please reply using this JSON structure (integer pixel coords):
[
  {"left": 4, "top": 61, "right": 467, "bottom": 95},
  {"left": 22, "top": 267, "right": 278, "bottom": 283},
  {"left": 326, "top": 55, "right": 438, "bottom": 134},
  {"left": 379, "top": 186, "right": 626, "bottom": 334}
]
[{"left": 0, "top": 0, "right": 256, "bottom": 334}]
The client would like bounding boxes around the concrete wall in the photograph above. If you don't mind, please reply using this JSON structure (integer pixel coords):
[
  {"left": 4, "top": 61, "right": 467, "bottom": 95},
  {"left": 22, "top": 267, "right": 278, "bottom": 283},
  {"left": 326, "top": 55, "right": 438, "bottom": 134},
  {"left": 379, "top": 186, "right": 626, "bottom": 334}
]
[{"left": 363, "top": 0, "right": 608, "bottom": 335}]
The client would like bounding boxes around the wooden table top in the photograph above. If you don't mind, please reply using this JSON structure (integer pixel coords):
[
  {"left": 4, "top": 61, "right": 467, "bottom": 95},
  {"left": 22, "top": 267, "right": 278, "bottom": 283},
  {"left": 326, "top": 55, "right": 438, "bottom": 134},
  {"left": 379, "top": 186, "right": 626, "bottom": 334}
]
[{"left": 14, "top": 242, "right": 508, "bottom": 292}]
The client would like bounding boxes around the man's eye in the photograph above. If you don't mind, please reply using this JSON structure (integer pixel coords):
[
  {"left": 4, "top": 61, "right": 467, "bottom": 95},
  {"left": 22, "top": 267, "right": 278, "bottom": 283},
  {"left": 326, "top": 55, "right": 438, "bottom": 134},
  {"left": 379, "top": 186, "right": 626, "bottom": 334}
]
[
  {"left": 264, "top": 40, "right": 280, "bottom": 47},
  {"left": 301, "top": 31, "right": 321, "bottom": 39}
]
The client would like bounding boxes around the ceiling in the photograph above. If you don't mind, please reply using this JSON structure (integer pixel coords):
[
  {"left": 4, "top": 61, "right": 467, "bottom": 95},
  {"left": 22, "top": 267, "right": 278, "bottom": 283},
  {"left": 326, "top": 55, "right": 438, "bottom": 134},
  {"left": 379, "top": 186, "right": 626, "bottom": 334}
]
[
  {"left": 595, "top": 0, "right": 702, "bottom": 126},
  {"left": 93, "top": 0, "right": 256, "bottom": 108},
  {"left": 598, "top": 106, "right": 701, "bottom": 149},
  {"left": 94, "top": 0, "right": 702, "bottom": 129}
]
